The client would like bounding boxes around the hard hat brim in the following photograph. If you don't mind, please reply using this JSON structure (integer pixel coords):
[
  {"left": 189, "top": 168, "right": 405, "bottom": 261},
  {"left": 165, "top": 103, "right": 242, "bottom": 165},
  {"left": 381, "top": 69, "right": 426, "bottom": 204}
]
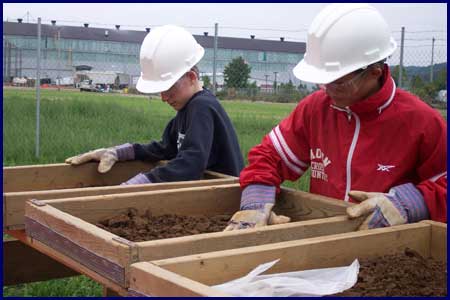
[
  {"left": 293, "top": 59, "right": 351, "bottom": 85},
  {"left": 136, "top": 76, "right": 179, "bottom": 94}
]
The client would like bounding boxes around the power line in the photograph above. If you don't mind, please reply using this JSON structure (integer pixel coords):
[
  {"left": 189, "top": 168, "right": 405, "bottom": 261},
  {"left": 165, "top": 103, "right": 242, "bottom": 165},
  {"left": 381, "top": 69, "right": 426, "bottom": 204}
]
[
  {"left": 392, "top": 30, "right": 447, "bottom": 33},
  {"left": 220, "top": 26, "right": 308, "bottom": 32}
]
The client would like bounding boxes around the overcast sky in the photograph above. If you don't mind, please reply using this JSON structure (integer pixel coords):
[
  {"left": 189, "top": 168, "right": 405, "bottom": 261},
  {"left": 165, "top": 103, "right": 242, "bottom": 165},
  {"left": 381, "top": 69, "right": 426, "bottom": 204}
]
[{"left": 3, "top": 3, "right": 447, "bottom": 65}]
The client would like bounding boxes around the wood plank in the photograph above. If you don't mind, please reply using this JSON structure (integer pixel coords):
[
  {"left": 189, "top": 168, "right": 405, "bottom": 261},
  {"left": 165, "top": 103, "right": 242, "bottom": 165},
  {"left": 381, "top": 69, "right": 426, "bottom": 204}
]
[
  {"left": 137, "top": 215, "right": 363, "bottom": 262},
  {"left": 3, "top": 238, "right": 79, "bottom": 285},
  {"left": 152, "top": 223, "right": 431, "bottom": 286},
  {"left": 25, "top": 201, "right": 132, "bottom": 267},
  {"left": 276, "top": 187, "right": 351, "bottom": 221},
  {"left": 31, "top": 184, "right": 242, "bottom": 224},
  {"left": 129, "top": 262, "right": 227, "bottom": 297},
  {"left": 3, "top": 161, "right": 160, "bottom": 192},
  {"left": 17, "top": 234, "right": 128, "bottom": 296},
  {"left": 203, "top": 170, "right": 235, "bottom": 179},
  {"left": 4, "top": 178, "right": 237, "bottom": 230},
  {"left": 420, "top": 220, "right": 447, "bottom": 262},
  {"left": 21, "top": 184, "right": 346, "bottom": 226},
  {"left": 102, "top": 286, "right": 121, "bottom": 297}
]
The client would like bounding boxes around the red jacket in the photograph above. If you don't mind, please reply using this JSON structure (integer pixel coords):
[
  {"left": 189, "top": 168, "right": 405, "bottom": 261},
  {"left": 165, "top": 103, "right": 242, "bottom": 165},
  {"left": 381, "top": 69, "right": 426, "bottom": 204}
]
[{"left": 240, "top": 68, "right": 447, "bottom": 223}]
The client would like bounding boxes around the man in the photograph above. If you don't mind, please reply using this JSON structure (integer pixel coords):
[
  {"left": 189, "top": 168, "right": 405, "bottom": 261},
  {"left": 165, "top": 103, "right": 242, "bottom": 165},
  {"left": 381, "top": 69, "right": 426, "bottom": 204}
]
[
  {"left": 66, "top": 25, "right": 244, "bottom": 184},
  {"left": 225, "top": 3, "right": 446, "bottom": 231}
]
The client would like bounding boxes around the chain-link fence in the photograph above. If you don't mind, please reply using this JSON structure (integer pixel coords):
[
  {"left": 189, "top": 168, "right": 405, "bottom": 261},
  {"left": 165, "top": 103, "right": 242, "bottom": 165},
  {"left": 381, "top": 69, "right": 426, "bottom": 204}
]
[{"left": 3, "top": 21, "right": 447, "bottom": 107}]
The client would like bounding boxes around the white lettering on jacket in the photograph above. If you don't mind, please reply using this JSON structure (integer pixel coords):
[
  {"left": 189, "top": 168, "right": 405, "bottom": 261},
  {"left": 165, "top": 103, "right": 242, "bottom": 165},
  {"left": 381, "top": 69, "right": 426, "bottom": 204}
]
[
  {"left": 310, "top": 148, "right": 331, "bottom": 182},
  {"left": 177, "top": 133, "right": 185, "bottom": 150}
]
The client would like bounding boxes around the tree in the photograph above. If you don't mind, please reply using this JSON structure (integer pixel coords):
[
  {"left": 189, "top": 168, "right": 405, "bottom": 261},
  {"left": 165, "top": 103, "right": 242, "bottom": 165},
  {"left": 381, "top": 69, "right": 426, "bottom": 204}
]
[
  {"left": 434, "top": 69, "right": 447, "bottom": 91},
  {"left": 391, "top": 65, "right": 409, "bottom": 87},
  {"left": 223, "top": 56, "right": 251, "bottom": 88},
  {"left": 201, "top": 75, "right": 211, "bottom": 89}
]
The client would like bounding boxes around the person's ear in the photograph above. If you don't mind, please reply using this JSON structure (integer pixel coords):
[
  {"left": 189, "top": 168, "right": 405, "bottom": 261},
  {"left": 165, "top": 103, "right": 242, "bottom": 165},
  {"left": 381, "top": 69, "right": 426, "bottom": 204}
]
[
  {"left": 369, "top": 65, "right": 383, "bottom": 80},
  {"left": 187, "top": 70, "right": 198, "bottom": 81}
]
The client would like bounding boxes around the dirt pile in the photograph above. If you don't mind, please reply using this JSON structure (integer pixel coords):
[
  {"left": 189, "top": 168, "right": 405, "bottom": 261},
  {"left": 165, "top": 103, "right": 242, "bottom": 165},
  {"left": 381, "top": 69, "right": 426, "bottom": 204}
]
[
  {"left": 96, "top": 208, "right": 231, "bottom": 242},
  {"left": 334, "top": 248, "right": 446, "bottom": 296}
]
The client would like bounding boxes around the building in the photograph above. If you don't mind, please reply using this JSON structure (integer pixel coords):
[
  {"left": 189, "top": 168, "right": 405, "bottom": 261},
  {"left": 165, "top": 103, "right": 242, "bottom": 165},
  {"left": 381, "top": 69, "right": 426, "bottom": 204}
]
[{"left": 3, "top": 21, "right": 306, "bottom": 88}]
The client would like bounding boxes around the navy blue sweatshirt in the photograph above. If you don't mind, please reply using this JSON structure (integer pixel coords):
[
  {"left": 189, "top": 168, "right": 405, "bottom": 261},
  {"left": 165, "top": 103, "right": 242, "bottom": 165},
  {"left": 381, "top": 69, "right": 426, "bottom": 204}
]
[{"left": 133, "top": 89, "right": 244, "bottom": 182}]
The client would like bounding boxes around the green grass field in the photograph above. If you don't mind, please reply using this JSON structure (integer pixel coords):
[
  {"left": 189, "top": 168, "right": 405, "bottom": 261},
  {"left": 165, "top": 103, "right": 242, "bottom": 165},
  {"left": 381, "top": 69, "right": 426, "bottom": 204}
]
[
  {"left": 2, "top": 88, "right": 305, "bottom": 296},
  {"left": 2, "top": 88, "right": 446, "bottom": 296}
]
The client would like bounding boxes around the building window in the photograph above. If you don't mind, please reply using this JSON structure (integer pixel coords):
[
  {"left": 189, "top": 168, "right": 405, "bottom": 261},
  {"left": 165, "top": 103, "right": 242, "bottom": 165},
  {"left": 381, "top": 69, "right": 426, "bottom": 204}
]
[{"left": 258, "top": 51, "right": 267, "bottom": 62}]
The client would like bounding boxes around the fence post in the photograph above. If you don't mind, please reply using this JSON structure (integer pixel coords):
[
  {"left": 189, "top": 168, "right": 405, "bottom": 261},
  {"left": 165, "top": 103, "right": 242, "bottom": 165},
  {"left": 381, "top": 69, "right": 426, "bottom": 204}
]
[
  {"left": 430, "top": 37, "right": 435, "bottom": 83},
  {"left": 273, "top": 71, "right": 278, "bottom": 94},
  {"left": 3, "top": 39, "right": 7, "bottom": 82},
  {"left": 7, "top": 41, "right": 12, "bottom": 82},
  {"left": 212, "top": 23, "right": 218, "bottom": 94},
  {"left": 19, "top": 48, "right": 22, "bottom": 77},
  {"left": 398, "top": 26, "right": 405, "bottom": 88},
  {"left": 36, "top": 17, "right": 42, "bottom": 158}
]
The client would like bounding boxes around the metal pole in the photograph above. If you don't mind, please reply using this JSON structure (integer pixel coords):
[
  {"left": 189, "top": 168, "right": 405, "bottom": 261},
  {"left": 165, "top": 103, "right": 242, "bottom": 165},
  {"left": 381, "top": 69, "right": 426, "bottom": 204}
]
[
  {"left": 430, "top": 37, "right": 435, "bottom": 83},
  {"left": 36, "top": 17, "right": 41, "bottom": 158},
  {"left": 274, "top": 71, "right": 278, "bottom": 94},
  {"left": 19, "top": 48, "right": 22, "bottom": 77},
  {"left": 14, "top": 45, "right": 18, "bottom": 77},
  {"left": 264, "top": 74, "right": 269, "bottom": 93},
  {"left": 3, "top": 39, "right": 7, "bottom": 82},
  {"left": 57, "top": 29, "right": 61, "bottom": 90},
  {"left": 212, "top": 23, "right": 218, "bottom": 94},
  {"left": 398, "top": 26, "right": 405, "bottom": 88},
  {"left": 7, "top": 41, "right": 11, "bottom": 82}
]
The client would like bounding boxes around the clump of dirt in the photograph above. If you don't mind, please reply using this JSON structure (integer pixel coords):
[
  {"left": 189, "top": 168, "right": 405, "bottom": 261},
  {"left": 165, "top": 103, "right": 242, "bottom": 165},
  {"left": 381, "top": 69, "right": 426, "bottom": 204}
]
[
  {"left": 95, "top": 208, "right": 231, "bottom": 242},
  {"left": 333, "top": 248, "right": 446, "bottom": 297}
]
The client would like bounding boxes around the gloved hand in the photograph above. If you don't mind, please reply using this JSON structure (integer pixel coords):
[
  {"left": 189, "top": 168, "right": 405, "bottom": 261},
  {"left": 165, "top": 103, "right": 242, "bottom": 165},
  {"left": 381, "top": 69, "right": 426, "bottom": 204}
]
[
  {"left": 224, "top": 203, "right": 290, "bottom": 230},
  {"left": 65, "top": 143, "right": 135, "bottom": 173},
  {"left": 346, "top": 183, "right": 429, "bottom": 230},
  {"left": 65, "top": 148, "right": 118, "bottom": 173},
  {"left": 223, "top": 184, "right": 290, "bottom": 231}
]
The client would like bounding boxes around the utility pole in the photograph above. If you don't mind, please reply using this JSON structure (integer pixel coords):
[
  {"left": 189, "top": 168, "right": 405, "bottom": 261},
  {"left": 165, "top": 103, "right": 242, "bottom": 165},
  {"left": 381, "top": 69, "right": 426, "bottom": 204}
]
[
  {"left": 57, "top": 29, "right": 61, "bottom": 91},
  {"left": 36, "top": 17, "right": 41, "bottom": 158},
  {"left": 273, "top": 71, "right": 278, "bottom": 94},
  {"left": 430, "top": 37, "right": 435, "bottom": 83},
  {"left": 264, "top": 74, "right": 269, "bottom": 93},
  {"left": 212, "top": 23, "right": 218, "bottom": 94},
  {"left": 398, "top": 26, "right": 405, "bottom": 88}
]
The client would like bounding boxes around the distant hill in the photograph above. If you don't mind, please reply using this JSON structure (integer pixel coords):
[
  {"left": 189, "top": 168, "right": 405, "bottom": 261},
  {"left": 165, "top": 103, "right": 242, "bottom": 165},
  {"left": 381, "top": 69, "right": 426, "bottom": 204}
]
[{"left": 390, "top": 62, "right": 447, "bottom": 81}]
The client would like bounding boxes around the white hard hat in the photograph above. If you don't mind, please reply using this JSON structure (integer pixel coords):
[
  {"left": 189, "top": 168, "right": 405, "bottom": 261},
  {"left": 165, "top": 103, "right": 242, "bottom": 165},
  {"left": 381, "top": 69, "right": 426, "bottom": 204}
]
[
  {"left": 136, "top": 25, "right": 205, "bottom": 93},
  {"left": 293, "top": 3, "right": 397, "bottom": 84}
]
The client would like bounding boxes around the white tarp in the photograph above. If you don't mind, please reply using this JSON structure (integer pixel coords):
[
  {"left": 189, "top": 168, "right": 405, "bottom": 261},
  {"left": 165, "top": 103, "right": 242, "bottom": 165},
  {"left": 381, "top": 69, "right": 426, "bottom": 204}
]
[{"left": 212, "top": 259, "right": 359, "bottom": 297}]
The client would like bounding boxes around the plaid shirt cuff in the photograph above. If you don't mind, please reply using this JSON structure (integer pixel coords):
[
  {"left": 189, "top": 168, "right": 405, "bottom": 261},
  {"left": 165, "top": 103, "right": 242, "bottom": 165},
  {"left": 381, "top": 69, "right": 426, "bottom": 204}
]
[
  {"left": 114, "top": 143, "right": 135, "bottom": 161},
  {"left": 387, "top": 183, "right": 429, "bottom": 223},
  {"left": 121, "top": 173, "right": 151, "bottom": 185},
  {"left": 240, "top": 184, "right": 276, "bottom": 210}
]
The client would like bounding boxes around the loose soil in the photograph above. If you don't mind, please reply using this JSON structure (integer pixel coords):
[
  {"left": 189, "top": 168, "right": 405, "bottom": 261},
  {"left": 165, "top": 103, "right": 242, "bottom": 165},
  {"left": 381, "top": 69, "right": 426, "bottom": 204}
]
[
  {"left": 333, "top": 248, "right": 446, "bottom": 297},
  {"left": 95, "top": 208, "right": 231, "bottom": 242}
]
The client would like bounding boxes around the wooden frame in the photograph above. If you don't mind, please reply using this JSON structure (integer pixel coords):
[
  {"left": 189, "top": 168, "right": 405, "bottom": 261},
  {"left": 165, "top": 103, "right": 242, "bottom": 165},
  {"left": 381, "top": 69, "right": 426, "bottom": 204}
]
[
  {"left": 24, "top": 183, "right": 352, "bottom": 290},
  {"left": 4, "top": 161, "right": 231, "bottom": 193},
  {"left": 3, "top": 161, "right": 236, "bottom": 230},
  {"left": 129, "top": 221, "right": 446, "bottom": 297},
  {"left": 3, "top": 161, "right": 235, "bottom": 287}
]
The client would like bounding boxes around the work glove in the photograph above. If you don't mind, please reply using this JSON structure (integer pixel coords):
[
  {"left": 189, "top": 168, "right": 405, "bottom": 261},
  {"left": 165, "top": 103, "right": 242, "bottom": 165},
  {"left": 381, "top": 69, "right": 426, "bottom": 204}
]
[
  {"left": 346, "top": 183, "right": 429, "bottom": 230},
  {"left": 65, "top": 143, "right": 135, "bottom": 173},
  {"left": 224, "top": 184, "right": 290, "bottom": 231},
  {"left": 121, "top": 173, "right": 152, "bottom": 185}
]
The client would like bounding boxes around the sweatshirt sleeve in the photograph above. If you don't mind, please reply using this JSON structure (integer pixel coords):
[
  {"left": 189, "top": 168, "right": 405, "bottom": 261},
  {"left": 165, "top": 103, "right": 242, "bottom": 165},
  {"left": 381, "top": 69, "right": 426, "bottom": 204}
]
[
  {"left": 144, "top": 101, "right": 214, "bottom": 182},
  {"left": 240, "top": 98, "right": 311, "bottom": 193},
  {"left": 415, "top": 112, "right": 447, "bottom": 223},
  {"left": 133, "top": 118, "right": 178, "bottom": 162}
]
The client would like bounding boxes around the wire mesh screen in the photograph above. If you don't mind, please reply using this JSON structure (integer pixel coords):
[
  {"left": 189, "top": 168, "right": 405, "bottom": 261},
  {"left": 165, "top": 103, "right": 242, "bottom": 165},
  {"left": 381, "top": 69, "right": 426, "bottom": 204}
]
[{"left": 2, "top": 24, "right": 447, "bottom": 107}]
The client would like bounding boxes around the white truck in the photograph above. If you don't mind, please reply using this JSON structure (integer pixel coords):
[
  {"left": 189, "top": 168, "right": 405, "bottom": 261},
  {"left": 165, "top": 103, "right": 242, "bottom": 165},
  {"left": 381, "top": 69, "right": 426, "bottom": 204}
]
[{"left": 79, "top": 80, "right": 101, "bottom": 92}]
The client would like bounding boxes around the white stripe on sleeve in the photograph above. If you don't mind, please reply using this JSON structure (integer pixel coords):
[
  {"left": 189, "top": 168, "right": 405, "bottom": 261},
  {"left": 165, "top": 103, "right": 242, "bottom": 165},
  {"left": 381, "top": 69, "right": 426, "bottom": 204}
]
[{"left": 269, "top": 130, "right": 305, "bottom": 175}]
